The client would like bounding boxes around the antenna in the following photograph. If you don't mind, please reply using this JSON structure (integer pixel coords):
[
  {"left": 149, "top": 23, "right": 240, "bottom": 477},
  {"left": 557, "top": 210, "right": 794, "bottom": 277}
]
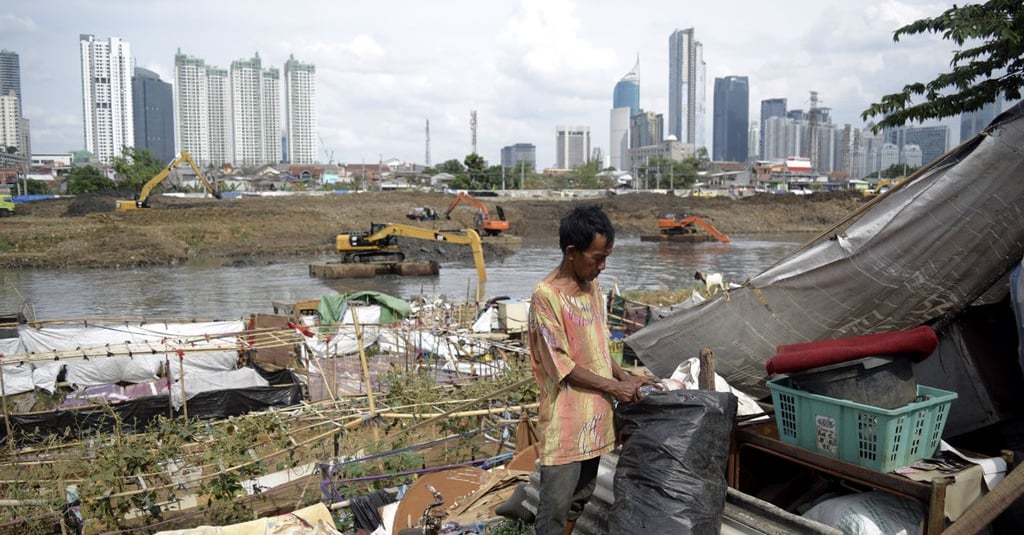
[
  {"left": 425, "top": 119, "right": 431, "bottom": 168},
  {"left": 470, "top": 110, "right": 478, "bottom": 155}
]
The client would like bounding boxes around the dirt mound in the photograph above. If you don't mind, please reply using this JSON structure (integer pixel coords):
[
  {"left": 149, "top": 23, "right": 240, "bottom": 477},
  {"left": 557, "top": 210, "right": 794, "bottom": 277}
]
[{"left": 0, "top": 191, "right": 867, "bottom": 269}]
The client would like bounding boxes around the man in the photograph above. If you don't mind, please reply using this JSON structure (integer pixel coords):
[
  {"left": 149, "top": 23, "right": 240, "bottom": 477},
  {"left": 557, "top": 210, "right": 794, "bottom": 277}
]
[{"left": 528, "top": 204, "right": 650, "bottom": 535}]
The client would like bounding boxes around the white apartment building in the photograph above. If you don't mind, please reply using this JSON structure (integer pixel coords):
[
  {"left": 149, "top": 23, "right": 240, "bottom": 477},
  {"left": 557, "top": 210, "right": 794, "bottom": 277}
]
[
  {"left": 261, "top": 67, "right": 280, "bottom": 165},
  {"left": 174, "top": 51, "right": 210, "bottom": 164},
  {"left": 80, "top": 34, "right": 134, "bottom": 164},
  {"left": 0, "top": 90, "right": 18, "bottom": 150},
  {"left": 207, "top": 68, "right": 232, "bottom": 167},
  {"left": 231, "top": 54, "right": 280, "bottom": 167},
  {"left": 284, "top": 55, "right": 317, "bottom": 165}
]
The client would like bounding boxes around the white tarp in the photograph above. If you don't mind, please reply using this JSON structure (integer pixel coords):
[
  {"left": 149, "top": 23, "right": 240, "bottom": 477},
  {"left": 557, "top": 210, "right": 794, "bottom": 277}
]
[
  {"left": 628, "top": 103, "right": 1024, "bottom": 394},
  {"left": 169, "top": 367, "right": 269, "bottom": 409},
  {"left": 2, "top": 320, "right": 245, "bottom": 393}
]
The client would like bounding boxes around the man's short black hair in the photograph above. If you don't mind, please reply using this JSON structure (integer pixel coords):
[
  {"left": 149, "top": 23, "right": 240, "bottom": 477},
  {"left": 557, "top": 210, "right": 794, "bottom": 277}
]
[{"left": 559, "top": 204, "right": 615, "bottom": 253}]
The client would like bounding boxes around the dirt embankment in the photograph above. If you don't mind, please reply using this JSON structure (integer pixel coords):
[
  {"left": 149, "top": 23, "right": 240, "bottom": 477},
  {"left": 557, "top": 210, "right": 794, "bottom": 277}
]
[{"left": 0, "top": 191, "right": 867, "bottom": 270}]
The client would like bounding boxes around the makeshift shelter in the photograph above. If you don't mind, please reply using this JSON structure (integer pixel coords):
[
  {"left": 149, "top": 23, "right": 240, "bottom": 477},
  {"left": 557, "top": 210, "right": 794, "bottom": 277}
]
[
  {"left": 318, "top": 291, "right": 412, "bottom": 325},
  {"left": 627, "top": 102, "right": 1024, "bottom": 437}
]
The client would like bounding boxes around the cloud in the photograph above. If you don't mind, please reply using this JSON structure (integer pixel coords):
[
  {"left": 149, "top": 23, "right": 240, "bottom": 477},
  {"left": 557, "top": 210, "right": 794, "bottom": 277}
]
[{"left": 0, "top": 13, "right": 39, "bottom": 34}]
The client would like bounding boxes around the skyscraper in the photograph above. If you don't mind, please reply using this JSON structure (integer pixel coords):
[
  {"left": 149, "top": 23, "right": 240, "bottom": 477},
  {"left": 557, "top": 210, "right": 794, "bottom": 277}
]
[
  {"left": 80, "top": 34, "right": 134, "bottom": 164},
  {"left": 284, "top": 55, "right": 317, "bottom": 165},
  {"left": 132, "top": 67, "right": 175, "bottom": 164},
  {"left": 712, "top": 76, "right": 749, "bottom": 162},
  {"left": 231, "top": 53, "right": 280, "bottom": 167},
  {"left": 174, "top": 50, "right": 211, "bottom": 165},
  {"left": 609, "top": 107, "right": 631, "bottom": 171},
  {"left": 668, "top": 28, "right": 705, "bottom": 150},
  {"left": 500, "top": 143, "right": 536, "bottom": 171},
  {"left": 613, "top": 58, "right": 640, "bottom": 116},
  {"left": 960, "top": 101, "right": 1001, "bottom": 143},
  {"left": 760, "top": 98, "right": 786, "bottom": 158},
  {"left": 556, "top": 125, "right": 590, "bottom": 169},
  {"left": 0, "top": 50, "right": 22, "bottom": 117}
]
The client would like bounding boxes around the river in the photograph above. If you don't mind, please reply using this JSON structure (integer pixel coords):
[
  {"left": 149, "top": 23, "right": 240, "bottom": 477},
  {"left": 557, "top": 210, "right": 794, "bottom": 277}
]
[{"left": 0, "top": 233, "right": 814, "bottom": 321}]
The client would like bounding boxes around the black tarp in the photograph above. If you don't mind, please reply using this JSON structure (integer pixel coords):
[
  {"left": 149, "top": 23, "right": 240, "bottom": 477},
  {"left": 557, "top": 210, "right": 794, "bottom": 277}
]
[{"left": 2, "top": 370, "right": 303, "bottom": 446}]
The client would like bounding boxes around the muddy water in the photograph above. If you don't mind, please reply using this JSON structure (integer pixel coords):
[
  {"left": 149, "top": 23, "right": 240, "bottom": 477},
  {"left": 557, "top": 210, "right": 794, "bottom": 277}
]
[{"left": 0, "top": 233, "right": 813, "bottom": 321}]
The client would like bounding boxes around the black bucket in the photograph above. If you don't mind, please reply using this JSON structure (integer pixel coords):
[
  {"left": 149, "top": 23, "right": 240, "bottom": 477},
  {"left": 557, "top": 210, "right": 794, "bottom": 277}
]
[{"left": 788, "top": 355, "right": 917, "bottom": 410}]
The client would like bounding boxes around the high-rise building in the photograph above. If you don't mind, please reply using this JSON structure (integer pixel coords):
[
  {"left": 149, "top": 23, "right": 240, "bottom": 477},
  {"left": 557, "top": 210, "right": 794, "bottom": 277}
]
[
  {"left": 174, "top": 50, "right": 211, "bottom": 165},
  {"left": 712, "top": 76, "right": 749, "bottom": 162},
  {"left": 206, "top": 67, "right": 232, "bottom": 167},
  {"left": 887, "top": 125, "right": 949, "bottom": 167},
  {"left": 0, "top": 90, "right": 18, "bottom": 152},
  {"left": 284, "top": 55, "right": 317, "bottom": 165},
  {"left": 960, "top": 101, "right": 1001, "bottom": 143},
  {"left": 668, "top": 28, "right": 705, "bottom": 150},
  {"left": 261, "top": 67, "right": 281, "bottom": 164},
  {"left": 556, "top": 125, "right": 590, "bottom": 169},
  {"left": 500, "top": 143, "right": 536, "bottom": 171},
  {"left": 759, "top": 98, "right": 786, "bottom": 158},
  {"left": 630, "top": 111, "right": 663, "bottom": 149},
  {"left": 231, "top": 53, "right": 280, "bottom": 167},
  {"left": 80, "top": 34, "right": 134, "bottom": 164},
  {"left": 747, "top": 121, "right": 760, "bottom": 160},
  {"left": 0, "top": 50, "right": 22, "bottom": 117},
  {"left": 132, "top": 67, "right": 175, "bottom": 164},
  {"left": 609, "top": 107, "right": 631, "bottom": 171},
  {"left": 613, "top": 58, "right": 640, "bottom": 117},
  {"left": 1, "top": 50, "right": 30, "bottom": 167}
]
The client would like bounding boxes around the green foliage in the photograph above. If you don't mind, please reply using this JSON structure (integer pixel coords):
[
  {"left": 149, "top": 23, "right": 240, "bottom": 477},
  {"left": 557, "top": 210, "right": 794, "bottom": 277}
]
[
  {"left": 112, "top": 147, "right": 168, "bottom": 193},
  {"left": 184, "top": 226, "right": 208, "bottom": 256},
  {"left": 489, "top": 519, "right": 532, "bottom": 535},
  {"left": 438, "top": 159, "right": 466, "bottom": 174},
  {"left": 24, "top": 179, "right": 49, "bottom": 194},
  {"left": 880, "top": 163, "right": 921, "bottom": 179},
  {"left": 863, "top": 0, "right": 1024, "bottom": 131},
  {"left": 66, "top": 165, "right": 115, "bottom": 194}
]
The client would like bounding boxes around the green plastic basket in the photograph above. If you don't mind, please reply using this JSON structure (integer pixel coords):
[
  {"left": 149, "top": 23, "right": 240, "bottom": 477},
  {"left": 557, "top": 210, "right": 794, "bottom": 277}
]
[{"left": 768, "top": 376, "right": 957, "bottom": 473}]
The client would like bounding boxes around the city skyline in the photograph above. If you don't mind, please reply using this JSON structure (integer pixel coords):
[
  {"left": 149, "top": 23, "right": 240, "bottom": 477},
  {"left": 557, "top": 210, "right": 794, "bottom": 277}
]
[{"left": 5, "top": 1, "right": 966, "bottom": 170}]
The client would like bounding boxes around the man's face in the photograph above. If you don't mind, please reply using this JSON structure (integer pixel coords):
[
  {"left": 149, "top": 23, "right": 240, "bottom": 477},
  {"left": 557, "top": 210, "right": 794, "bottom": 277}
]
[{"left": 570, "top": 233, "right": 612, "bottom": 282}]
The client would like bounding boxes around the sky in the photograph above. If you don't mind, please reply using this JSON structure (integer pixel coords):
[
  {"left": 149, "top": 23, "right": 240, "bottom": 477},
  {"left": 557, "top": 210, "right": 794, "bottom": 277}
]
[{"left": 3, "top": 0, "right": 962, "bottom": 170}]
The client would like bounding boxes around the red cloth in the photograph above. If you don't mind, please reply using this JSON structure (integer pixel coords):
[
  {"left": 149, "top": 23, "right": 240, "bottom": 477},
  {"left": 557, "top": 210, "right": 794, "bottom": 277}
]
[{"left": 765, "top": 326, "right": 938, "bottom": 375}]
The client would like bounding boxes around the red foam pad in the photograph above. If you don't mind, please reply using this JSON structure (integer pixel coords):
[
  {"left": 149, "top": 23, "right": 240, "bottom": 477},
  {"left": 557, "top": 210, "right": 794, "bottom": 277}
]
[{"left": 765, "top": 325, "right": 938, "bottom": 375}]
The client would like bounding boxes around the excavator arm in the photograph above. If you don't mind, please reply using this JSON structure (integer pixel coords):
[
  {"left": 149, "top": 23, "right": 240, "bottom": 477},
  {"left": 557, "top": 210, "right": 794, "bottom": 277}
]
[
  {"left": 444, "top": 192, "right": 509, "bottom": 236},
  {"left": 116, "top": 150, "right": 221, "bottom": 210},
  {"left": 336, "top": 223, "right": 487, "bottom": 283}
]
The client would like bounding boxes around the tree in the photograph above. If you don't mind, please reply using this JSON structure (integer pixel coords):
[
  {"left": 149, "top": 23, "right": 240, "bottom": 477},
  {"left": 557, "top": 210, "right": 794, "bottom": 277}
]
[
  {"left": 111, "top": 147, "right": 166, "bottom": 193},
  {"left": 437, "top": 159, "right": 465, "bottom": 175},
  {"left": 24, "top": 179, "right": 49, "bottom": 195},
  {"left": 66, "top": 165, "right": 115, "bottom": 194},
  {"left": 862, "top": 0, "right": 1024, "bottom": 131}
]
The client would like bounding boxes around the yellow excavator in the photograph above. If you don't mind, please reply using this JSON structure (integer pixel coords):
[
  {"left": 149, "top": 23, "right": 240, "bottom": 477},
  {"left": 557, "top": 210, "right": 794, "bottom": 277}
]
[
  {"left": 115, "top": 151, "right": 221, "bottom": 211},
  {"left": 335, "top": 223, "right": 487, "bottom": 283}
]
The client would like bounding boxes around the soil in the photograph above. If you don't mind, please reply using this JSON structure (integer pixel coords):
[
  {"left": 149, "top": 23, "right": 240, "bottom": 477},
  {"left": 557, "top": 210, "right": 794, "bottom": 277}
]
[{"left": 0, "top": 190, "right": 867, "bottom": 270}]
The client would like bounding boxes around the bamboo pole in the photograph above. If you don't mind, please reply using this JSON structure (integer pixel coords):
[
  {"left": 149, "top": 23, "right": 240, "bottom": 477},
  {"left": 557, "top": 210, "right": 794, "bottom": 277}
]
[
  {"left": 178, "top": 353, "right": 188, "bottom": 420},
  {"left": 350, "top": 306, "right": 379, "bottom": 442},
  {"left": 391, "top": 378, "right": 533, "bottom": 439},
  {"left": 0, "top": 364, "right": 12, "bottom": 454}
]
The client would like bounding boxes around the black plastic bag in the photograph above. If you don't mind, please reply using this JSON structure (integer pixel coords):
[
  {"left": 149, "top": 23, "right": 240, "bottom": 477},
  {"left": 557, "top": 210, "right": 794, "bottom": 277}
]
[{"left": 609, "top": 389, "right": 737, "bottom": 534}]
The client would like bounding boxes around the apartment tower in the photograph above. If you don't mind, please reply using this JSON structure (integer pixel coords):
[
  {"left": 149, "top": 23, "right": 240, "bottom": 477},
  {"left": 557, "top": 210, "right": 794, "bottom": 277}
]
[
  {"left": 284, "top": 55, "right": 317, "bottom": 165},
  {"left": 80, "top": 34, "right": 134, "bottom": 164}
]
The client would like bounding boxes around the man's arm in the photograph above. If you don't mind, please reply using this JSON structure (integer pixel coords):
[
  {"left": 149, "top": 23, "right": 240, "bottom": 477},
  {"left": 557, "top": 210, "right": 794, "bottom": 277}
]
[{"left": 565, "top": 364, "right": 638, "bottom": 402}]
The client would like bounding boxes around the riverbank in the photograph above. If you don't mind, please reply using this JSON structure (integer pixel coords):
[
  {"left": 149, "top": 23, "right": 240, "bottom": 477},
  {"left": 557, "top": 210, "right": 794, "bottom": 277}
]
[{"left": 0, "top": 190, "right": 867, "bottom": 269}]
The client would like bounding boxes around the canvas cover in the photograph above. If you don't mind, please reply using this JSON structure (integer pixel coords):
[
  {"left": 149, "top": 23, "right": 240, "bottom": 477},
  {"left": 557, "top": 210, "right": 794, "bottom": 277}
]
[{"left": 628, "top": 103, "right": 1024, "bottom": 399}]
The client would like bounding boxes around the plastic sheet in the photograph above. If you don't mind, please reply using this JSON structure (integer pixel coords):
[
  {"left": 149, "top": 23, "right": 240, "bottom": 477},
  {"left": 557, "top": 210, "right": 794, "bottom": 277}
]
[{"left": 609, "top": 389, "right": 737, "bottom": 534}]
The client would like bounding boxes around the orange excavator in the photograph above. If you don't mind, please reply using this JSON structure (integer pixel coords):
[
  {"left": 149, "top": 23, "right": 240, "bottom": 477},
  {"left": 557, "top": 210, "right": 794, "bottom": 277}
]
[
  {"left": 656, "top": 213, "right": 730, "bottom": 243},
  {"left": 444, "top": 192, "right": 510, "bottom": 237}
]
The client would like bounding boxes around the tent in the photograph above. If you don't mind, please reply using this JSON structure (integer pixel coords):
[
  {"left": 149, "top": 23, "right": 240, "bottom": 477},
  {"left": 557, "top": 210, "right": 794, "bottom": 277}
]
[{"left": 627, "top": 102, "right": 1024, "bottom": 437}]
